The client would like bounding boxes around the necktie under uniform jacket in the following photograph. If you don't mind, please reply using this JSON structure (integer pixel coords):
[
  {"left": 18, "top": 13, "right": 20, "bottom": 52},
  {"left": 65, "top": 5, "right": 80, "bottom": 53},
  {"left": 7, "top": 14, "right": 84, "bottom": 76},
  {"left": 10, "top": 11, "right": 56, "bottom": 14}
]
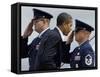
[{"left": 21, "top": 29, "right": 70, "bottom": 71}]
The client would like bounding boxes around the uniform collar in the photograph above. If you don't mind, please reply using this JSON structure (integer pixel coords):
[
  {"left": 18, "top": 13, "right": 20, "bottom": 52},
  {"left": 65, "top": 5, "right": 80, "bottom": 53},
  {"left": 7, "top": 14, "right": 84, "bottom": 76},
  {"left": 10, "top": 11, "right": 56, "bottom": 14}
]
[
  {"left": 79, "top": 40, "right": 89, "bottom": 48},
  {"left": 38, "top": 27, "right": 50, "bottom": 38}
]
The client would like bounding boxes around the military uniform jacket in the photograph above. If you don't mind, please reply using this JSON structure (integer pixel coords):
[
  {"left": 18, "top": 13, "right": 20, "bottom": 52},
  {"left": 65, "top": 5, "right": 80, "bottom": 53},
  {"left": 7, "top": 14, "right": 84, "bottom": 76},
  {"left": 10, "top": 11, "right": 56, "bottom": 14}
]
[
  {"left": 70, "top": 40, "right": 95, "bottom": 68},
  {"left": 21, "top": 29, "right": 70, "bottom": 71}
]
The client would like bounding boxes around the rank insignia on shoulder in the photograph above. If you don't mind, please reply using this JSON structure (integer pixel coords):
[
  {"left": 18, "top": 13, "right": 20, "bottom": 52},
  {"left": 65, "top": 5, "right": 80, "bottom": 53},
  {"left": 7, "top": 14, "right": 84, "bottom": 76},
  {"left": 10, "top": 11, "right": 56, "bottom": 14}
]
[{"left": 85, "top": 54, "right": 92, "bottom": 65}]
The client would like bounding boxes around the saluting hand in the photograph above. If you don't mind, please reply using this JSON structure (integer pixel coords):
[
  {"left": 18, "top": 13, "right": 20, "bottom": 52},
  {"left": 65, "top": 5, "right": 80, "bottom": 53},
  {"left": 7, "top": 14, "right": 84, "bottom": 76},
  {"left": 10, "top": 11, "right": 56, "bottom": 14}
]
[
  {"left": 67, "top": 30, "right": 74, "bottom": 44},
  {"left": 23, "top": 19, "right": 35, "bottom": 38}
]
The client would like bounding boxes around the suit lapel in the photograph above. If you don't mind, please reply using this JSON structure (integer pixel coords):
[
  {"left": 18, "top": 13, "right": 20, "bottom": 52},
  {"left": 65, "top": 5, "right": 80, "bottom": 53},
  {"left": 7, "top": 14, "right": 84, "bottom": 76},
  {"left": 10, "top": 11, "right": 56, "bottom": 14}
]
[
  {"left": 33, "top": 29, "right": 51, "bottom": 70},
  {"left": 38, "top": 29, "right": 50, "bottom": 54},
  {"left": 54, "top": 28, "right": 62, "bottom": 40}
]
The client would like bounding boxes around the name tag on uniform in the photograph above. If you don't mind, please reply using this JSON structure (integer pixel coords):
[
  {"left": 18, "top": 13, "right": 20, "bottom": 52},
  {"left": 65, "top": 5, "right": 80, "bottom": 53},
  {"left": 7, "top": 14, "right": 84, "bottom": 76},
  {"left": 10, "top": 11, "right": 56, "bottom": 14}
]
[
  {"left": 74, "top": 52, "right": 80, "bottom": 61},
  {"left": 74, "top": 55, "right": 80, "bottom": 61}
]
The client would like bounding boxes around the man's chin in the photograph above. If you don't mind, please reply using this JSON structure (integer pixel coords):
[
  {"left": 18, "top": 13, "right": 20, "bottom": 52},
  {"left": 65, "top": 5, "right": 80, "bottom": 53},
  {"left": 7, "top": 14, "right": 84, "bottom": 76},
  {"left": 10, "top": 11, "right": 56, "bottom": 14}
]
[{"left": 63, "top": 33, "right": 68, "bottom": 36}]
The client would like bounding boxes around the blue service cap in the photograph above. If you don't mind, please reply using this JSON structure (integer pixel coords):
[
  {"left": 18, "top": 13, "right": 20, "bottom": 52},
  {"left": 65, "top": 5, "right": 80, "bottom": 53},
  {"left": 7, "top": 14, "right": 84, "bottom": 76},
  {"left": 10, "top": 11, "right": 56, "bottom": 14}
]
[
  {"left": 33, "top": 9, "right": 53, "bottom": 20},
  {"left": 75, "top": 19, "right": 94, "bottom": 32}
]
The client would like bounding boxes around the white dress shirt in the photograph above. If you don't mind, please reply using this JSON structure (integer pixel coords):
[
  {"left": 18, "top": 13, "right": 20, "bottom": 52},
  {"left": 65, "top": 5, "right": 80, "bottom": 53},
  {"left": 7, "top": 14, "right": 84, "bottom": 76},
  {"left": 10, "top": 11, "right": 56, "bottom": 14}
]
[
  {"left": 56, "top": 26, "right": 68, "bottom": 42},
  {"left": 56, "top": 26, "right": 72, "bottom": 68}
]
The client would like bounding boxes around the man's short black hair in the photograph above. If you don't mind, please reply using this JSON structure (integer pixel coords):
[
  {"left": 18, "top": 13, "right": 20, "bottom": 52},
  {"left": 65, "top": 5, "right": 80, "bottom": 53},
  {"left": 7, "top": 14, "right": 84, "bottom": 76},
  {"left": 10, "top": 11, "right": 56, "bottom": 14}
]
[{"left": 57, "top": 12, "right": 72, "bottom": 26}]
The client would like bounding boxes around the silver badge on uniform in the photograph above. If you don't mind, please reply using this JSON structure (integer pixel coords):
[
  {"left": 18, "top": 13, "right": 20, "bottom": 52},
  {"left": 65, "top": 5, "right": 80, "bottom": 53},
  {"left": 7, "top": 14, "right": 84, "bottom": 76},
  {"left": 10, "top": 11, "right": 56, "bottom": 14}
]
[
  {"left": 36, "top": 42, "right": 41, "bottom": 50},
  {"left": 74, "top": 52, "right": 80, "bottom": 61},
  {"left": 85, "top": 54, "right": 92, "bottom": 65},
  {"left": 75, "top": 55, "right": 80, "bottom": 61}
]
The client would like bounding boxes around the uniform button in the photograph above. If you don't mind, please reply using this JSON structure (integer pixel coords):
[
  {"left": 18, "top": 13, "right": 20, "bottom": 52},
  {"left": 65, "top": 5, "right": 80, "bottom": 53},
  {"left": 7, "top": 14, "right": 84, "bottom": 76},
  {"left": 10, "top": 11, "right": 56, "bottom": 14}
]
[
  {"left": 76, "top": 64, "right": 79, "bottom": 68},
  {"left": 77, "top": 52, "right": 80, "bottom": 55},
  {"left": 78, "top": 47, "right": 80, "bottom": 50}
]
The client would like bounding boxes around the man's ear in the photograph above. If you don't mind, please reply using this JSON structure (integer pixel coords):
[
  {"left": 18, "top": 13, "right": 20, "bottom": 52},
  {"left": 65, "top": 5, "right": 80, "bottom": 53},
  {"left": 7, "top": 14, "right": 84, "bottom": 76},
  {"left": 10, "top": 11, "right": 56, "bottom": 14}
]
[
  {"left": 88, "top": 32, "right": 91, "bottom": 36},
  {"left": 85, "top": 31, "right": 91, "bottom": 34},
  {"left": 43, "top": 19, "right": 48, "bottom": 24},
  {"left": 85, "top": 31, "right": 91, "bottom": 37},
  {"left": 63, "top": 21, "right": 66, "bottom": 25},
  {"left": 46, "top": 19, "right": 50, "bottom": 23},
  {"left": 59, "top": 25, "right": 64, "bottom": 32}
]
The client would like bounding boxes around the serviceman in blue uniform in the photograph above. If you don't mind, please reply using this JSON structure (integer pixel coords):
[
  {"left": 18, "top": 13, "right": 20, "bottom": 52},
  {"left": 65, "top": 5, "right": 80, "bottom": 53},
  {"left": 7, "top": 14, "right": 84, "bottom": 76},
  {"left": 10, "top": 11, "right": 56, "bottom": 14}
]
[
  {"left": 21, "top": 9, "right": 57, "bottom": 71},
  {"left": 70, "top": 19, "right": 95, "bottom": 68}
]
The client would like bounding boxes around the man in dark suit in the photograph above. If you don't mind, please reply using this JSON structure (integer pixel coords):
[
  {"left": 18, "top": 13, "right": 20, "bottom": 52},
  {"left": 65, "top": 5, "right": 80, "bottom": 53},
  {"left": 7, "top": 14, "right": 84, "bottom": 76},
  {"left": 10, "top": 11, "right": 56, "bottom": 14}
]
[
  {"left": 70, "top": 19, "right": 95, "bottom": 68},
  {"left": 21, "top": 9, "right": 59, "bottom": 71},
  {"left": 52, "top": 12, "right": 74, "bottom": 67}
]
